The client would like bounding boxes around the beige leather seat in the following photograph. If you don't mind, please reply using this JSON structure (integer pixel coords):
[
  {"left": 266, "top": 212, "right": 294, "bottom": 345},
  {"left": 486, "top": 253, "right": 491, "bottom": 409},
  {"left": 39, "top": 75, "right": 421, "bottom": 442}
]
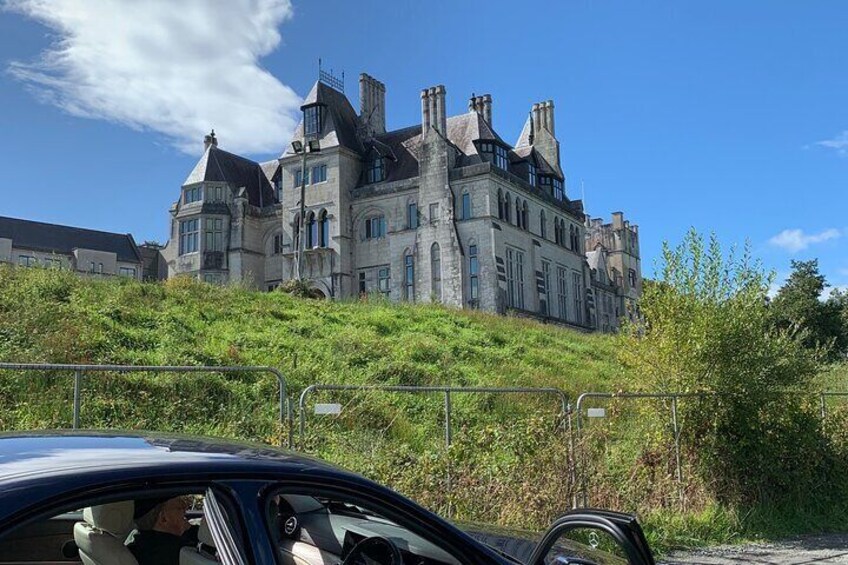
[
  {"left": 180, "top": 519, "right": 217, "bottom": 564},
  {"left": 74, "top": 501, "right": 138, "bottom": 565}
]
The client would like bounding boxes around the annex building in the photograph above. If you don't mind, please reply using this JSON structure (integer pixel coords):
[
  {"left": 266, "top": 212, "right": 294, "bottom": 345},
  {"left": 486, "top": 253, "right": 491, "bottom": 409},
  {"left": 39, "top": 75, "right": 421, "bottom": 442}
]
[{"left": 162, "top": 72, "right": 642, "bottom": 332}]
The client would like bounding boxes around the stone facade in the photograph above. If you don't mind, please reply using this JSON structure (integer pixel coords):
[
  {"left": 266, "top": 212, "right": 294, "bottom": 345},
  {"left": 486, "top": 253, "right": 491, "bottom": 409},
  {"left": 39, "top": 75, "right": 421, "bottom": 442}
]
[{"left": 162, "top": 73, "right": 641, "bottom": 332}]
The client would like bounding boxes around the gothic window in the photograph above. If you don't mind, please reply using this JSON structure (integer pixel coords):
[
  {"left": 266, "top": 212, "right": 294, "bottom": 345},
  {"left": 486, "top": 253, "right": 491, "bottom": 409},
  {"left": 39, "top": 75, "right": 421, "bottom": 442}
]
[
  {"left": 319, "top": 210, "right": 330, "bottom": 247},
  {"left": 469, "top": 243, "right": 479, "bottom": 307},
  {"left": 306, "top": 212, "right": 317, "bottom": 248},
  {"left": 522, "top": 201, "right": 529, "bottom": 231},
  {"left": 497, "top": 189, "right": 504, "bottom": 220},
  {"left": 364, "top": 215, "right": 387, "bottom": 240},
  {"left": 179, "top": 219, "right": 199, "bottom": 255},
  {"left": 367, "top": 157, "right": 385, "bottom": 183},
  {"left": 304, "top": 105, "right": 322, "bottom": 137},
  {"left": 572, "top": 271, "right": 584, "bottom": 324},
  {"left": 404, "top": 251, "right": 415, "bottom": 301},
  {"left": 540, "top": 210, "right": 547, "bottom": 239},
  {"left": 407, "top": 200, "right": 418, "bottom": 229},
  {"left": 514, "top": 197, "right": 521, "bottom": 227},
  {"left": 431, "top": 243, "right": 441, "bottom": 302},
  {"left": 569, "top": 224, "right": 576, "bottom": 250},
  {"left": 273, "top": 232, "right": 284, "bottom": 255},
  {"left": 628, "top": 269, "right": 637, "bottom": 289},
  {"left": 528, "top": 163, "right": 537, "bottom": 187},
  {"left": 461, "top": 192, "right": 471, "bottom": 220},
  {"left": 504, "top": 192, "right": 511, "bottom": 224}
]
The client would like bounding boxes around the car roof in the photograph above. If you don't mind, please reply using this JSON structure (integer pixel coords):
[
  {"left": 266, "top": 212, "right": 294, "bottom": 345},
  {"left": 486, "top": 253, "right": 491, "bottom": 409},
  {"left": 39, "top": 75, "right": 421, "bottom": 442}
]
[{"left": 0, "top": 430, "right": 340, "bottom": 484}]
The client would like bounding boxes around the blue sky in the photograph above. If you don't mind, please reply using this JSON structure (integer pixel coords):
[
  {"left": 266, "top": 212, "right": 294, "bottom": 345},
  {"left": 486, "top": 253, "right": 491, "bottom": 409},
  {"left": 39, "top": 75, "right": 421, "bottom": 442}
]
[{"left": 1, "top": 0, "right": 845, "bottom": 293}]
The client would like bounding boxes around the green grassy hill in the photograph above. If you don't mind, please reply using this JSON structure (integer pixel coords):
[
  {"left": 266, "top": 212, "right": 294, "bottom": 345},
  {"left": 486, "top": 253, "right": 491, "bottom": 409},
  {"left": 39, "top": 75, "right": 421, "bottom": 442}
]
[{"left": 2, "top": 266, "right": 846, "bottom": 552}]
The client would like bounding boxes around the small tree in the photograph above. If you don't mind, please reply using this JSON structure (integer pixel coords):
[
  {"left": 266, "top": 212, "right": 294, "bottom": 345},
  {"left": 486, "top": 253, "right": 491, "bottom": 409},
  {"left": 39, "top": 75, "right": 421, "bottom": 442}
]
[{"left": 620, "top": 230, "right": 831, "bottom": 506}]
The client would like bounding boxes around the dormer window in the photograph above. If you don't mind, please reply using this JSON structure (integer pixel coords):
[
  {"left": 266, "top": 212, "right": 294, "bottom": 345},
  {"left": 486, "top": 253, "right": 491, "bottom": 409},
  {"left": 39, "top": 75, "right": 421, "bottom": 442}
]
[
  {"left": 553, "top": 178, "right": 564, "bottom": 201},
  {"left": 303, "top": 105, "right": 322, "bottom": 137},
  {"left": 367, "top": 157, "right": 385, "bottom": 183},
  {"left": 528, "top": 163, "right": 537, "bottom": 186},
  {"left": 479, "top": 142, "right": 509, "bottom": 171}
]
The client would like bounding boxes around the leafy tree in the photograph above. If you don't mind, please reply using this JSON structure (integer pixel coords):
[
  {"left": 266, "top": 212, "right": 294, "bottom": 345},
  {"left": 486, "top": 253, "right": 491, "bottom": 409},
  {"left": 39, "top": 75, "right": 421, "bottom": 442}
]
[
  {"left": 620, "top": 230, "right": 834, "bottom": 506},
  {"left": 770, "top": 260, "right": 848, "bottom": 361}
]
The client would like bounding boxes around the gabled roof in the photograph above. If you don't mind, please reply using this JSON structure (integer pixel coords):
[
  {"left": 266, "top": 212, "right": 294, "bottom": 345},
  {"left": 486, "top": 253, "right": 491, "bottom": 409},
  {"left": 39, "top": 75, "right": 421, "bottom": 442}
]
[
  {"left": 0, "top": 216, "right": 142, "bottom": 263},
  {"left": 184, "top": 145, "right": 275, "bottom": 207},
  {"left": 260, "top": 160, "right": 281, "bottom": 184},
  {"left": 282, "top": 81, "right": 364, "bottom": 157}
]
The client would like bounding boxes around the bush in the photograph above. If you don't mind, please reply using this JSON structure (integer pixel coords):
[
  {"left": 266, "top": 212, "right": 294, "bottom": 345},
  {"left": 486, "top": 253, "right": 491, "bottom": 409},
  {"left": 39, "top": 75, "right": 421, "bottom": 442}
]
[{"left": 619, "top": 230, "right": 838, "bottom": 508}]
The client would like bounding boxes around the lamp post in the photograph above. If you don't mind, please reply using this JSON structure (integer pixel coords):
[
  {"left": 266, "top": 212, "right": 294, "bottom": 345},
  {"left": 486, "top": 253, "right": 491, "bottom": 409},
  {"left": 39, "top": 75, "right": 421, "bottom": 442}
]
[{"left": 290, "top": 137, "right": 321, "bottom": 282}]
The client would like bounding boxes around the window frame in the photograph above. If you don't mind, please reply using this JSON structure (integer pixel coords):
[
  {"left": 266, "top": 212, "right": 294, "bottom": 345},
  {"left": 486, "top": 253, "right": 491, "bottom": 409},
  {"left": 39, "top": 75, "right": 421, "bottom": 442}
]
[
  {"left": 366, "top": 157, "right": 385, "bottom": 184},
  {"left": 303, "top": 104, "right": 322, "bottom": 137},
  {"left": 179, "top": 218, "right": 199, "bottom": 255}
]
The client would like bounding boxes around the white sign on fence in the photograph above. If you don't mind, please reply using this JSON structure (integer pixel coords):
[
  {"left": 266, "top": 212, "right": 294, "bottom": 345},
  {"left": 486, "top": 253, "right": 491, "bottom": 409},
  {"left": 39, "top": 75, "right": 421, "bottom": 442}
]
[
  {"left": 587, "top": 408, "right": 606, "bottom": 418},
  {"left": 314, "top": 403, "right": 342, "bottom": 415}
]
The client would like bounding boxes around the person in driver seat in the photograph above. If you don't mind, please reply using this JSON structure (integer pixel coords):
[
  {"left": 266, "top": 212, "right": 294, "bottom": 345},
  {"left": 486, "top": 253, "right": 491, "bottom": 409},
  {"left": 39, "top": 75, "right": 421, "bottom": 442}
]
[{"left": 126, "top": 496, "right": 199, "bottom": 565}]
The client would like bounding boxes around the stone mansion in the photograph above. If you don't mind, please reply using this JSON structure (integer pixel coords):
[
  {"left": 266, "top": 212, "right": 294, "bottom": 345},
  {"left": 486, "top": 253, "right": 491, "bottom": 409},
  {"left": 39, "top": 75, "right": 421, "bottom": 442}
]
[{"left": 161, "top": 72, "right": 641, "bottom": 332}]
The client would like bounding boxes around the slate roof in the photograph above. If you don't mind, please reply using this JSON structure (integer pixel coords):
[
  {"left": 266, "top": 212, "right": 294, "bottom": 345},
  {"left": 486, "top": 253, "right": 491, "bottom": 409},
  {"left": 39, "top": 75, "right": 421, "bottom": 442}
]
[
  {"left": 0, "top": 216, "right": 142, "bottom": 263},
  {"left": 281, "top": 81, "right": 364, "bottom": 158},
  {"left": 184, "top": 145, "right": 275, "bottom": 207}
]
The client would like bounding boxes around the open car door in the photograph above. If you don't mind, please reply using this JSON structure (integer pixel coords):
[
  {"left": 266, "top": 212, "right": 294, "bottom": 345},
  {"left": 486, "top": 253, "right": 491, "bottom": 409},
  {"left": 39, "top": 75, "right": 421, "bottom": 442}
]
[{"left": 528, "top": 509, "right": 656, "bottom": 565}]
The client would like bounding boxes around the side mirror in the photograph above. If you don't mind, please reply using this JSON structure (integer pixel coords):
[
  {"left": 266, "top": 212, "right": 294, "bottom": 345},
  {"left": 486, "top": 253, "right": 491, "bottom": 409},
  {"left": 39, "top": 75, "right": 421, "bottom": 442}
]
[{"left": 530, "top": 510, "right": 655, "bottom": 565}]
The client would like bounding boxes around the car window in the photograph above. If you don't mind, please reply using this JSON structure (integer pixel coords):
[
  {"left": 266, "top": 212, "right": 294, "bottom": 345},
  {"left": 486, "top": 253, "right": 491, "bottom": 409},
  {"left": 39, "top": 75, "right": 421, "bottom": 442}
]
[{"left": 266, "top": 490, "right": 462, "bottom": 565}]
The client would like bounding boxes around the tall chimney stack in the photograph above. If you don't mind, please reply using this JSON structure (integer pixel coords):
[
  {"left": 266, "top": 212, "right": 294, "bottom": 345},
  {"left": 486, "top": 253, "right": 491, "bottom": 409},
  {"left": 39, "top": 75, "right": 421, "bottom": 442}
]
[
  {"left": 423, "top": 85, "right": 447, "bottom": 136},
  {"left": 359, "top": 73, "right": 386, "bottom": 135},
  {"left": 468, "top": 94, "right": 493, "bottom": 125}
]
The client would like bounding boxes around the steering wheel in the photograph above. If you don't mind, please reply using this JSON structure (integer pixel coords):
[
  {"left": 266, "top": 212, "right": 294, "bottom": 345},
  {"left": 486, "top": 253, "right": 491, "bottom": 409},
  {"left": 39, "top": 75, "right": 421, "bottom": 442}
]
[{"left": 341, "top": 535, "right": 403, "bottom": 565}]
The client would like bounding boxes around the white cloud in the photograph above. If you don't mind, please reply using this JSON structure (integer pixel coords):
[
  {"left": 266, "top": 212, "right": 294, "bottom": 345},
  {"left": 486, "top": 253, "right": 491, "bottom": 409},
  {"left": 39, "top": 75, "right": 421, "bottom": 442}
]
[
  {"left": 816, "top": 131, "right": 848, "bottom": 156},
  {"left": 768, "top": 228, "right": 841, "bottom": 253},
  {"left": 5, "top": 0, "right": 299, "bottom": 155}
]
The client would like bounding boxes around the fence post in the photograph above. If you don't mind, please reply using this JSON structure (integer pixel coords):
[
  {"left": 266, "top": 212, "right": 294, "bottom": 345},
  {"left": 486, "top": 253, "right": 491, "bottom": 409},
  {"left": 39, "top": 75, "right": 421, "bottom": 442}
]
[
  {"left": 670, "top": 395, "right": 685, "bottom": 510},
  {"left": 444, "top": 390, "right": 453, "bottom": 518},
  {"left": 72, "top": 370, "right": 82, "bottom": 429},
  {"left": 821, "top": 392, "right": 827, "bottom": 420}
]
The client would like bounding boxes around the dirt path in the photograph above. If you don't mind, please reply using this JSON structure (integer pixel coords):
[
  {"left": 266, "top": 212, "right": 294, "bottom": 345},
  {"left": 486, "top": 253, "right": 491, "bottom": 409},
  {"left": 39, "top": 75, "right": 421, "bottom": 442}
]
[{"left": 662, "top": 534, "right": 848, "bottom": 564}]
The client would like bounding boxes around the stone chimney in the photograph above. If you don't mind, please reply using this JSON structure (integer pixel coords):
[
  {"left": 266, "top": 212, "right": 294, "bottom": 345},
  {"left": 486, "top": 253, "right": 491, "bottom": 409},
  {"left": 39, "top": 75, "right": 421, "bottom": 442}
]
[
  {"left": 421, "top": 85, "right": 447, "bottom": 137},
  {"left": 529, "top": 99, "right": 560, "bottom": 174},
  {"left": 468, "top": 94, "right": 492, "bottom": 125},
  {"left": 203, "top": 129, "right": 218, "bottom": 151},
  {"left": 359, "top": 73, "right": 386, "bottom": 135}
]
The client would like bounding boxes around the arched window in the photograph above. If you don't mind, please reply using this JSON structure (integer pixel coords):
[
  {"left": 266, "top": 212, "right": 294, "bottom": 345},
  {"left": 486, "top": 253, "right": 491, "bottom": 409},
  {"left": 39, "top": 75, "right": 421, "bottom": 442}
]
[
  {"left": 307, "top": 212, "right": 317, "bottom": 248},
  {"left": 555, "top": 218, "right": 563, "bottom": 245},
  {"left": 522, "top": 201, "right": 529, "bottom": 231},
  {"left": 515, "top": 197, "right": 521, "bottom": 227},
  {"left": 504, "top": 192, "right": 511, "bottom": 224},
  {"left": 468, "top": 241, "right": 479, "bottom": 308},
  {"left": 497, "top": 189, "right": 504, "bottom": 220},
  {"left": 319, "top": 209, "right": 329, "bottom": 247},
  {"left": 272, "top": 231, "right": 284, "bottom": 255},
  {"left": 540, "top": 211, "right": 547, "bottom": 239},
  {"left": 404, "top": 250, "right": 415, "bottom": 302},
  {"left": 431, "top": 242, "right": 441, "bottom": 302},
  {"left": 293, "top": 213, "right": 301, "bottom": 249},
  {"left": 569, "top": 224, "right": 575, "bottom": 250}
]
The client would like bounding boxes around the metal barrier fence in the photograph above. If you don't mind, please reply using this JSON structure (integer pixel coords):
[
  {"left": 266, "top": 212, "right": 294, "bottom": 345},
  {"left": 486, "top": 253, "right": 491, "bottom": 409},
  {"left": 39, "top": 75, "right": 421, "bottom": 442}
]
[
  {"left": 573, "top": 392, "right": 709, "bottom": 509},
  {"left": 298, "top": 384, "right": 571, "bottom": 518},
  {"left": 0, "top": 363, "right": 293, "bottom": 448}
]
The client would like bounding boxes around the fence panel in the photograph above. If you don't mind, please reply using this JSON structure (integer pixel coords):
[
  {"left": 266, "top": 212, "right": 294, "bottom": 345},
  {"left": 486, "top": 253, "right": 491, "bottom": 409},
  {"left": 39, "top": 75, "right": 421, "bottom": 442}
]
[
  {"left": 0, "top": 363, "right": 292, "bottom": 447},
  {"left": 297, "top": 384, "right": 570, "bottom": 526}
]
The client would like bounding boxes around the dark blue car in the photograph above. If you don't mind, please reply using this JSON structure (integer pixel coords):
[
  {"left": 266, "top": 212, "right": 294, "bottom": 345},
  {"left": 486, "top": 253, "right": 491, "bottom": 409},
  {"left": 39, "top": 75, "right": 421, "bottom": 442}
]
[{"left": 0, "top": 432, "right": 655, "bottom": 565}]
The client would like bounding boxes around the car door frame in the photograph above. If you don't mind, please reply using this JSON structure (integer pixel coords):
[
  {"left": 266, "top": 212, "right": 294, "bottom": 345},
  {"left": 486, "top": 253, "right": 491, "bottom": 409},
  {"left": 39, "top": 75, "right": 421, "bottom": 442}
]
[
  {"left": 250, "top": 475, "right": 514, "bottom": 565},
  {"left": 528, "top": 509, "right": 656, "bottom": 565}
]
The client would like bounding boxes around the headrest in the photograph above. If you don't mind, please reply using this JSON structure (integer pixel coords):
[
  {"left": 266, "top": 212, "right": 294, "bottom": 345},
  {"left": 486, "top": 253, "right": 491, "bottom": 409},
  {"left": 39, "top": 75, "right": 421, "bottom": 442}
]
[
  {"left": 83, "top": 501, "right": 135, "bottom": 538},
  {"left": 197, "top": 519, "right": 215, "bottom": 548}
]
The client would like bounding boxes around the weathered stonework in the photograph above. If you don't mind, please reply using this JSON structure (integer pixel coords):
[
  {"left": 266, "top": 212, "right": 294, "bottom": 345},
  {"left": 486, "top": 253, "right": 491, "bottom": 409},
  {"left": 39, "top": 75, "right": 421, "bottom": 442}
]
[{"left": 163, "top": 72, "right": 642, "bottom": 331}]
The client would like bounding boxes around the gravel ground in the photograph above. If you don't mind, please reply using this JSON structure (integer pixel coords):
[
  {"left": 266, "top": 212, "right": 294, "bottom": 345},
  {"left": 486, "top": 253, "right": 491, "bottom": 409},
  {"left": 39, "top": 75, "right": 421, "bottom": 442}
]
[{"left": 662, "top": 534, "right": 848, "bottom": 564}]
